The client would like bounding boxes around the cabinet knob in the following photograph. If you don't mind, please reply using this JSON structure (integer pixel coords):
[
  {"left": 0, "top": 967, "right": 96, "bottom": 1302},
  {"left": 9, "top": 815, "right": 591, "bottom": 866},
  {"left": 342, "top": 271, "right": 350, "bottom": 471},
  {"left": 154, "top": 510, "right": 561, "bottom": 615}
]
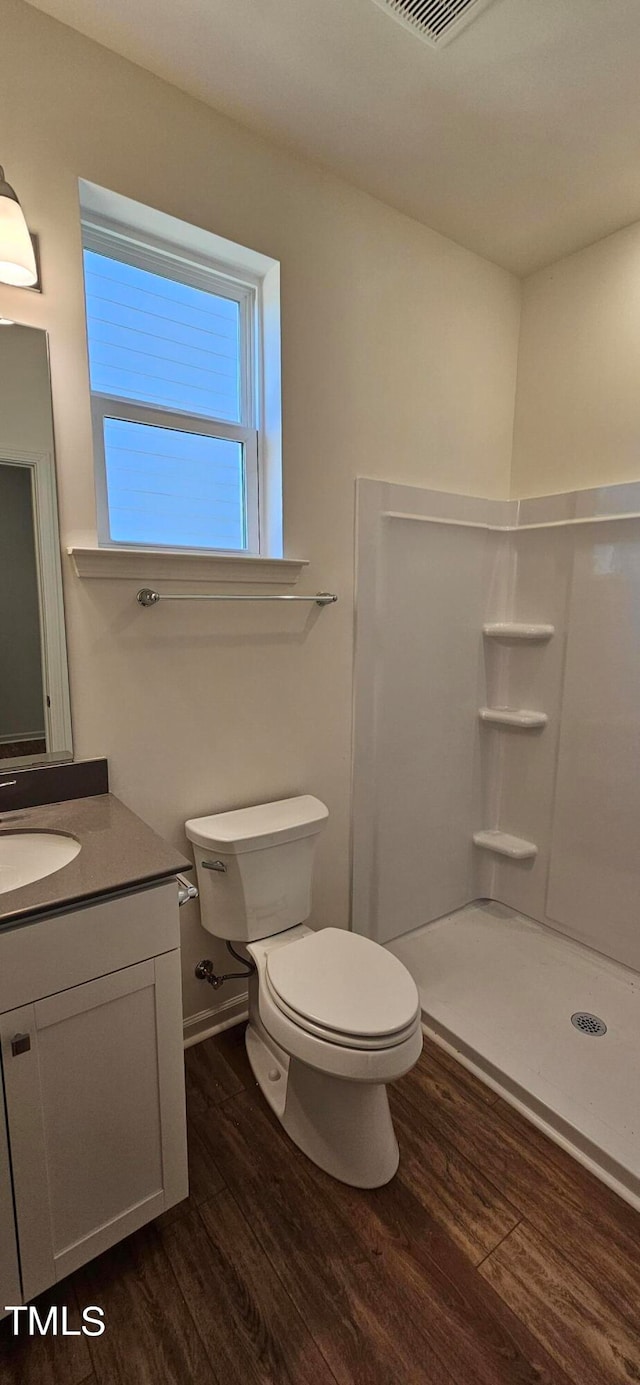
[{"left": 10, "top": 1033, "right": 31, "bottom": 1057}]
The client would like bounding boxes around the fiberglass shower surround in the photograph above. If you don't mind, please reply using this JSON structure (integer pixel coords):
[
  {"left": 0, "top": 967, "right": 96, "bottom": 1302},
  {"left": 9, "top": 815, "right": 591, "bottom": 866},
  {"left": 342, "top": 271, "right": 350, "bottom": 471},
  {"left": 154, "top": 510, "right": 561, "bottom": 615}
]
[{"left": 353, "top": 477, "right": 640, "bottom": 975}]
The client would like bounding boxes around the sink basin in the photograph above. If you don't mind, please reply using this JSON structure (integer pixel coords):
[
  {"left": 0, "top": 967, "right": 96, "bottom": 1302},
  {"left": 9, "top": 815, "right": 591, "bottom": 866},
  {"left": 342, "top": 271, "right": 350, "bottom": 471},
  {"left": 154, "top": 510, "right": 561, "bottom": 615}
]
[{"left": 0, "top": 832, "right": 81, "bottom": 894}]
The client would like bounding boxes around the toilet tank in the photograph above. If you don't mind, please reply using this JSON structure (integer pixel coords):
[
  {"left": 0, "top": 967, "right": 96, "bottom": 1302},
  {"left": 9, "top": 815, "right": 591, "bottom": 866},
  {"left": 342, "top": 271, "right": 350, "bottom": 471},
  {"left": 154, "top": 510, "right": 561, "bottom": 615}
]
[{"left": 185, "top": 796, "right": 329, "bottom": 942}]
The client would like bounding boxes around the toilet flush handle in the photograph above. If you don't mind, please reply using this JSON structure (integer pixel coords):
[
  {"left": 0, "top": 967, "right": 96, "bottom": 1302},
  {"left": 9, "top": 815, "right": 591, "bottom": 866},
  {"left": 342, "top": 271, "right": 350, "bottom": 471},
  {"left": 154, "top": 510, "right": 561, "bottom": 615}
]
[{"left": 201, "top": 858, "right": 227, "bottom": 873}]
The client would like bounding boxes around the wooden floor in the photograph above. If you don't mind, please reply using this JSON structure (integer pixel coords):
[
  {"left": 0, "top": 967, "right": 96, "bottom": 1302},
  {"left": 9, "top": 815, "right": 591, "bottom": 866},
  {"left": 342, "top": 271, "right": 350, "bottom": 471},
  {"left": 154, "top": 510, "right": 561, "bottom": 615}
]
[{"left": 2, "top": 1026, "right": 639, "bottom": 1385}]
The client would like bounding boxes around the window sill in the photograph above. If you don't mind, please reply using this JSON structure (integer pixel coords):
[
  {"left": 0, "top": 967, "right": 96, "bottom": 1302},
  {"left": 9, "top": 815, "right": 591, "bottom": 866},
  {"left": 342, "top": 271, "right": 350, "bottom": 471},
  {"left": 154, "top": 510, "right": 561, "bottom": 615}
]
[{"left": 67, "top": 546, "right": 308, "bottom": 585}]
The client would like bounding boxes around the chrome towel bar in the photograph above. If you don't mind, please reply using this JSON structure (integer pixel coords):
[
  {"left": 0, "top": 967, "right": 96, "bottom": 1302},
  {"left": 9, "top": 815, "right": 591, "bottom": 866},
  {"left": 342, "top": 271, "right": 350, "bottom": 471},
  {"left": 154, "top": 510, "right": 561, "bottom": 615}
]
[{"left": 136, "top": 587, "right": 337, "bottom": 608}]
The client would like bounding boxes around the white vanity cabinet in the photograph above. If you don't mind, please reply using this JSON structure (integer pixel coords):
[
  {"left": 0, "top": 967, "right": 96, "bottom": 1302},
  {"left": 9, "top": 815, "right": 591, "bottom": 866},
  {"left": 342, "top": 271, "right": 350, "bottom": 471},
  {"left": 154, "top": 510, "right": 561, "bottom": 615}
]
[
  {"left": 0, "top": 879, "right": 188, "bottom": 1305},
  {"left": 0, "top": 1069, "right": 21, "bottom": 1313}
]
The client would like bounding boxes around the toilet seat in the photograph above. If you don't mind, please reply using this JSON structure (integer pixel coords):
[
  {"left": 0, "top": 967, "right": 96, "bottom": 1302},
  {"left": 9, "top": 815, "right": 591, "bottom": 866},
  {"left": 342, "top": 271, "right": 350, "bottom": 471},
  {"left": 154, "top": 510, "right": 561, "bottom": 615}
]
[
  {"left": 265, "top": 927, "right": 420, "bottom": 1050},
  {"left": 264, "top": 971, "right": 419, "bottom": 1049},
  {"left": 249, "top": 925, "right": 424, "bottom": 1084}
]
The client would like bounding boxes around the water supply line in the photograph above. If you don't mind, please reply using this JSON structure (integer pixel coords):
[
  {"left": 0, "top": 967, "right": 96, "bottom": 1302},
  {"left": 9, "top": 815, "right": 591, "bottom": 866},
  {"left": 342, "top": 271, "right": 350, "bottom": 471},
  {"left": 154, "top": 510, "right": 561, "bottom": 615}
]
[{"left": 195, "top": 941, "right": 256, "bottom": 990}]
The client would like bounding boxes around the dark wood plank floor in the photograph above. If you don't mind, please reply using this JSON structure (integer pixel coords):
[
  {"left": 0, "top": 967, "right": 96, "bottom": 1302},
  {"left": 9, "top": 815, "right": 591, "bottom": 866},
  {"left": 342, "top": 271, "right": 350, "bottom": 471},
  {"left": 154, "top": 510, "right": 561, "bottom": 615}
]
[{"left": 2, "top": 1026, "right": 639, "bottom": 1385}]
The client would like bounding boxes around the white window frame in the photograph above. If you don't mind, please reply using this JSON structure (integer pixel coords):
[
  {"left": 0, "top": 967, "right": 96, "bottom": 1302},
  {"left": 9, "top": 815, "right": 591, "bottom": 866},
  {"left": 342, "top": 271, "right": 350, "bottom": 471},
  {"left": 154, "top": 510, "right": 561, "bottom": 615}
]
[{"left": 82, "top": 218, "right": 263, "bottom": 556}]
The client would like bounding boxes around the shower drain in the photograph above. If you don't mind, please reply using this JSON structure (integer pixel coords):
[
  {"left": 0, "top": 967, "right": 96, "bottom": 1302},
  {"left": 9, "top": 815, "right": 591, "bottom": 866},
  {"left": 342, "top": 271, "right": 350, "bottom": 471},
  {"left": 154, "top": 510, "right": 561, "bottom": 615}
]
[{"left": 571, "top": 1012, "right": 607, "bottom": 1036}]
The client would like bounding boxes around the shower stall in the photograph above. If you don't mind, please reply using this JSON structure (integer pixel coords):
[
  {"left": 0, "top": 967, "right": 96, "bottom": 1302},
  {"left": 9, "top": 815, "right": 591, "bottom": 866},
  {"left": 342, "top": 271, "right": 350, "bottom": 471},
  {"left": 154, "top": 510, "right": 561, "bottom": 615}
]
[{"left": 352, "top": 477, "right": 640, "bottom": 1209}]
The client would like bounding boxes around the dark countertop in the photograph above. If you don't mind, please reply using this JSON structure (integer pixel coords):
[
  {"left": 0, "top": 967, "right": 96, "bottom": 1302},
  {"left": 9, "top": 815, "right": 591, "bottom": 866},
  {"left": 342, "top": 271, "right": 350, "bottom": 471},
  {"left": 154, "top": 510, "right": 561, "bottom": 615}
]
[{"left": 0, "top": 793, "right": 192, "bottom": 927}]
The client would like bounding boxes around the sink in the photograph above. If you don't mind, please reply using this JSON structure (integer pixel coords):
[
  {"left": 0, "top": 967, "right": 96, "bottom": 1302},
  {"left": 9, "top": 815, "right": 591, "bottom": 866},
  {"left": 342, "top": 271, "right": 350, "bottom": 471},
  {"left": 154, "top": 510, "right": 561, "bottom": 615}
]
[{"left": 0, "top": 832, "right": 81, "bottom": 894}]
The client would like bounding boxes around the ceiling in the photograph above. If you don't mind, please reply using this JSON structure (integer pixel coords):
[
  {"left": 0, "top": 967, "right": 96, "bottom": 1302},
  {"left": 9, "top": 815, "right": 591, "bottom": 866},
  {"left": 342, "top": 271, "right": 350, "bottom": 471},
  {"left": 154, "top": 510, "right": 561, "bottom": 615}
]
[{"left": 26, "top": 0, "right": 640, "bottom": 275}]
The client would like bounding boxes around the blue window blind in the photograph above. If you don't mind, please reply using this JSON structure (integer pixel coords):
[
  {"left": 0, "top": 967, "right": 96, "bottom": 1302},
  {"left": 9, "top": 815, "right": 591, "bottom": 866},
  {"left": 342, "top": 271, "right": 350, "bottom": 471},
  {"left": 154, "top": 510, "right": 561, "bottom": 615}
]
[
  {"left": 102, "top": 415, "right": 245, "bottom": 551},
  {"left": 83, "top": 249, "right": 241, "bottom": 423},
  {"left": 82, "top": 236, "right": 257, "bottom": 552},
  {"left": 103, "top": 419, "right": 245, "bottom": 550}
]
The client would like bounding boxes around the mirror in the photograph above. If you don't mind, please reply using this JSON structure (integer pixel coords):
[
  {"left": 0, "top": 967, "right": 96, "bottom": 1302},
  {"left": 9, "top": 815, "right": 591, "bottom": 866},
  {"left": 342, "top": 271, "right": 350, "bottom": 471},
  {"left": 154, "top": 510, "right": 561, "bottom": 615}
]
[{"left": 0, "top": 324, "right": 72, "bottom": 769}]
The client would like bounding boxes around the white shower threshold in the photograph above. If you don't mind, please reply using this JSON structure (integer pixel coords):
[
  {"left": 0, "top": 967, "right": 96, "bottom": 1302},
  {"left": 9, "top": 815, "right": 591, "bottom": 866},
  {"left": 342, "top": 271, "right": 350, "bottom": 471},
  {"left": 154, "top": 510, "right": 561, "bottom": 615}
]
[{"left": 387, "top": 900, "right": 640, "bottom": 1212}]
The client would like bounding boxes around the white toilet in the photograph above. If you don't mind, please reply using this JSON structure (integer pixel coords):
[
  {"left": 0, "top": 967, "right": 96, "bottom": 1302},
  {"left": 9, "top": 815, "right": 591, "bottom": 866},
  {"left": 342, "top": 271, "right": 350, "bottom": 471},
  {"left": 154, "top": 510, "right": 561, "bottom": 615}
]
[{"left": 185, "top": 795, "right": 422, "bottom": 1187}]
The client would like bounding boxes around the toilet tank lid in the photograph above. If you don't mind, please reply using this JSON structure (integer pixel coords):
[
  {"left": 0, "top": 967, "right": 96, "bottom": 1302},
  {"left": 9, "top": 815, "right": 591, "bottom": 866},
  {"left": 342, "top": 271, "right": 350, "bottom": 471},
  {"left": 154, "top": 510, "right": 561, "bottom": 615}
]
[{"left": 185, "top": 795, "right": 328, "bottom": 853}]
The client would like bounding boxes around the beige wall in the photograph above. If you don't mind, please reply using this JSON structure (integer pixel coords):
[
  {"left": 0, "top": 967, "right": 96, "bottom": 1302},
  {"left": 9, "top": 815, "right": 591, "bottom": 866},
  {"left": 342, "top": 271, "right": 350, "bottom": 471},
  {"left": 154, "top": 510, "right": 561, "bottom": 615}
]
[
  {"left": 513, "top": 220, "right": 640, "bottom": 497},
  {"left": 0, "top": 0, "right": 520, "bottom": 1024}
]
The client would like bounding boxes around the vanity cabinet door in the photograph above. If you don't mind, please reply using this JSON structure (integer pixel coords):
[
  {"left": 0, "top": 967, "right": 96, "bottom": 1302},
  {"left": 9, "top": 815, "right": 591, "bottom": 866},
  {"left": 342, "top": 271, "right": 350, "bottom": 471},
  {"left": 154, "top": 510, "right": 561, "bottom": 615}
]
[
  {"left": 0, "top": 1066, "right": 21, "bottom": 1315},
  {"left": 0, "top": 950, "right": 187, "bottom": 1303}
]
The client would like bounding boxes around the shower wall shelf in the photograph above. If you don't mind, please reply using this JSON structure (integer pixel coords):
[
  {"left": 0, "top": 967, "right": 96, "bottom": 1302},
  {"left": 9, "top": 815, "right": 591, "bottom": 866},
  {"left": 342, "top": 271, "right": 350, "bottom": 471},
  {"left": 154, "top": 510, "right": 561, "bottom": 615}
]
[
  {"left": 473, "top": 830, "right": 538, "bottom": 860},
  {"left": 478, "top": 707, "right": 548, "bottom": 729},
  {"left": 482, "top": 622, "right": 554, "bottom": 641}
]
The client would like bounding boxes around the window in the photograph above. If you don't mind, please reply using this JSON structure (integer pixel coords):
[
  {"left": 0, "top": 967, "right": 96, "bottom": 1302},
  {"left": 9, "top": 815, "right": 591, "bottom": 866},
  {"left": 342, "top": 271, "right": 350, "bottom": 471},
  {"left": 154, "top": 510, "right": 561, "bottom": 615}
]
[{"left": 82, "top": 223, "right": 264, "bottom": 553}]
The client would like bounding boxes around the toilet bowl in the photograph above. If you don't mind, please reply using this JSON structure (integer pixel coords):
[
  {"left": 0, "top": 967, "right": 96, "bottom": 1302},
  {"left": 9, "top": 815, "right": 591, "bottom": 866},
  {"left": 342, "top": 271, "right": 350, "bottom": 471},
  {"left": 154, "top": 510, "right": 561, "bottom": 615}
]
[{"left": 186, "top": 796, "right": 422, "bottom": 1187}]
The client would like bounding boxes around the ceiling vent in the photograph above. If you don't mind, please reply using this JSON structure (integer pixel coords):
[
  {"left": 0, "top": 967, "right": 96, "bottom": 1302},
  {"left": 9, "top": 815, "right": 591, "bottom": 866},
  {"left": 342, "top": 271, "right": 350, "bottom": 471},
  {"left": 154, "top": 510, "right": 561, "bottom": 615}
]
[{"left": 370, "top": 0, "right": 499, "bottom": 48}]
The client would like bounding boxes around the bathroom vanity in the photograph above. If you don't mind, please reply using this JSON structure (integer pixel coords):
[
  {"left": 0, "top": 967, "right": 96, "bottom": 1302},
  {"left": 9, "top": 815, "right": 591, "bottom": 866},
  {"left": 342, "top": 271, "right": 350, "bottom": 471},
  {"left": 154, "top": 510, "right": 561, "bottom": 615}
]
[
  {"left": 0, "top": 792, "right": 191, "bottom": 1311},
  {"left": 0, "top": 296, "right": 192, "bottom": 1312}
]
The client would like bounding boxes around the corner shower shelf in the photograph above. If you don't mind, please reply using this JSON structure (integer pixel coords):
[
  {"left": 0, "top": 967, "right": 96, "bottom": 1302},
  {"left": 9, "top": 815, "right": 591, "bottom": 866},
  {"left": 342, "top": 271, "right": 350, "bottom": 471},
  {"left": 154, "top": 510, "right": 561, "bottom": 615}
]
[
  {"left": 478, "top": 707, "right": 548, "bottom": 729},
  {"left": 482, "top": 622, "right": 554, "bottom": 641},
  {"left": 473, "top": 830, "right": 538, "bottom": 860}
]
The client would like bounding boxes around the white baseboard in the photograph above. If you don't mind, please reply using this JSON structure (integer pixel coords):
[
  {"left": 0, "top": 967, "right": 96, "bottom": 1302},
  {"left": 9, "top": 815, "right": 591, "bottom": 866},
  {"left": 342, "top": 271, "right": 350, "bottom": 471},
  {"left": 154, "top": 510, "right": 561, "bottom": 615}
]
[{"left": 183, "top": 992, "right": 249, "bottom": 1048}]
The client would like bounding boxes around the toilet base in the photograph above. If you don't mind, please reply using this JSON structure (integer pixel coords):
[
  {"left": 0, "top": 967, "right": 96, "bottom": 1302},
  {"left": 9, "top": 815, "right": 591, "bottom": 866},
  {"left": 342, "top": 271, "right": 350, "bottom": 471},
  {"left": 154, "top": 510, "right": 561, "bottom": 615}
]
[{"left": 245, "top": 1020, "right": 400, "bottom": 1188}]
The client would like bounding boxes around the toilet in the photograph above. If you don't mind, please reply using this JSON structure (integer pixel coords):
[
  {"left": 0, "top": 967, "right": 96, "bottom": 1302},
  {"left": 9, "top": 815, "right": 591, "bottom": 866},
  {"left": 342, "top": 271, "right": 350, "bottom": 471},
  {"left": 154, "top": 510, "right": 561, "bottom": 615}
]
[{"left": 185, "top": 795, "right": 422, "bottom": 1187}]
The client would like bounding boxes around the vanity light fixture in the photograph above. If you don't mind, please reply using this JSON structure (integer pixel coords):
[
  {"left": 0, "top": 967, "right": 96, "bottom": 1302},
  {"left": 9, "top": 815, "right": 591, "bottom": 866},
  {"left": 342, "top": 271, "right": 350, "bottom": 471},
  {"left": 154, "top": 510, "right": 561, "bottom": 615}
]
[{"left": 0, "top": 166, "right": 37, "bottom": 287}]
